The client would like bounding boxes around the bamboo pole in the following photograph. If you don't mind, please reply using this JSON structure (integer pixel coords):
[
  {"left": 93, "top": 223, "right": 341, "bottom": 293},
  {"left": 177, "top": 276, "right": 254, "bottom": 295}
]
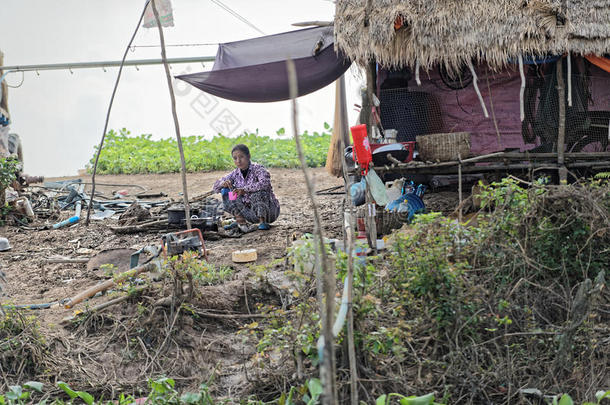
[
  {"left": 151, "top": 0, "right": 191, "bottom": 228},
  {"left": 556, "top": 58, "right": 568, "bottom": 184},
  {"left": 287, "top": 59, "right": 336, "bottom": 404},
  {"left": 0, "top": 51, "right": 9, "bottom": 115},
  {"left": 337, "top": 74, "right": 359, "bottom": 405}
]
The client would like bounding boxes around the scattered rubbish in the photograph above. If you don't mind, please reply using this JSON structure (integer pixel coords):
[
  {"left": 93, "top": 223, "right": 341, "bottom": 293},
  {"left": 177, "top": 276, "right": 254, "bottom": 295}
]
[
  {"left": 0, "top": 237, "right": 11, "bottom": 252},
  {"left": 129, "top": 245, "right": 160, "bottom": 269},
  {"left": 91, "top": 209, "right": 115, "bottom": 220},
  {"left": 385, "top": 181, "right": 427, "bottom": 222},
  {"left": 365, "top": 168, "right": 390, "bottom": 206},
  {"left": 118, "top": 203, "right": 152, "bottom": 225},
  {"left": 232, "top": 248, "right": 257, "bottom": 263},
  {"left": 45, "top": 257, "right": 89, "bottom": 264},
  {"left": 86, "top": 248, "right": 137, "bottom": 274},
  {"left": 14, "top": 196, "right": 35, "bottom": 219},
  {"left": 114, "top": 189, "right": 129, "bottom": 198},
  {"left": 135, "top": 191, "right": 167, "bottom": 198},
  {"left": 41, "top": 179, "right": 169, "bottom": 224},
  {"left": 162, "top": 229, "right": 206, "bottom": 257},
  {"left": 2, "top": 301, "right": 60, "bottom": 310},
  {"left": 52, "top": 215, "right": 79, "bottom": 229}
]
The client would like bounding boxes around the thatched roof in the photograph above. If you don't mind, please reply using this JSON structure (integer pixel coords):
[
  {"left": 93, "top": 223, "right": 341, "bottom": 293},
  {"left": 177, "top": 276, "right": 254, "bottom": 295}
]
[{"left": 334, "top": 0, "right": 610, "bottom": 70}]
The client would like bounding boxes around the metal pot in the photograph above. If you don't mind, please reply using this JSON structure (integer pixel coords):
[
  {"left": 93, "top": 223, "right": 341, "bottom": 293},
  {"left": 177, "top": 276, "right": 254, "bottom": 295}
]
[{"left": 167, "top": 205, "right": 196, "bottom": 224}]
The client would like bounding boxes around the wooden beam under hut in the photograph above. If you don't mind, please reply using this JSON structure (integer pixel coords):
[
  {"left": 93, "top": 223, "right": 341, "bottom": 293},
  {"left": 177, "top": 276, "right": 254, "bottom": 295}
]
[{"left": 366, "top": 151, "right": 610, "bottom": 177}]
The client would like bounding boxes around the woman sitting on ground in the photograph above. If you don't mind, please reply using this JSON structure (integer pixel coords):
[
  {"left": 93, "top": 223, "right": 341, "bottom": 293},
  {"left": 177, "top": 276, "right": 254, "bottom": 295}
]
[{"left": 213, "top": 144, "right": 280, "bottom": 233}]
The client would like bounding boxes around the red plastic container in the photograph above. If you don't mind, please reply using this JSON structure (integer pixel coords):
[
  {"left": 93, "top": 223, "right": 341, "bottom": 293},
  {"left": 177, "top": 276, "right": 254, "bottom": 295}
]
[
  {"left": 370, "top": 141, "right": 416, "bottom": 163},
  {"left": 350, "top": 124, "right": 372, "bottom": 171}
]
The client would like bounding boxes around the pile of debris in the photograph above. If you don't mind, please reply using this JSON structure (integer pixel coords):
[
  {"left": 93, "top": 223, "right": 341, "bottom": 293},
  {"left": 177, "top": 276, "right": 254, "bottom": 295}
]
[{"left": 2, "top": 177, "right": 232, "bottom": 240}]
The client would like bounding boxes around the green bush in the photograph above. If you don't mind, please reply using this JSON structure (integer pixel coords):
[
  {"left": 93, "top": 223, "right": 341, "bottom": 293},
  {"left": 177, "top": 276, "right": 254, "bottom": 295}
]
[
  {"left": 389, "top": 213, "right": 475, "bottom": 329},
  {"left": 475, "top": 178, "right": 610, "bottom": 283}
]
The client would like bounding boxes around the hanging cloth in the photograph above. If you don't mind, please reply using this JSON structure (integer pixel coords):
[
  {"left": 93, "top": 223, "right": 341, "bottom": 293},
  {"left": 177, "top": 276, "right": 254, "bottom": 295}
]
[{"left": 142, "top": 0, "right": 174, "bottom": 28}]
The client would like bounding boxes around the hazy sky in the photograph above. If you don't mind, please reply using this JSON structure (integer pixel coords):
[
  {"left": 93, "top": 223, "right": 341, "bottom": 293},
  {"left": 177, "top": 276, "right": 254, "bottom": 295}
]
[{"left": 0, "top": 1, "right": 362, "bottom": 176}]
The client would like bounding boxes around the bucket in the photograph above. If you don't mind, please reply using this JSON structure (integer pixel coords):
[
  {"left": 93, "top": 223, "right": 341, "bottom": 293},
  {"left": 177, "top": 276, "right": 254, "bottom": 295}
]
[{"left": 350, "top": 124, "right": 372, "bottom": 172}]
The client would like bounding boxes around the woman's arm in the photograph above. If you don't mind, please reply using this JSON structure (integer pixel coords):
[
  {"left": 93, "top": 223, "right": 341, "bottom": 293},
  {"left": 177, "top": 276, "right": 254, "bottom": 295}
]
[{"left": 213, "top": 170, "right": 237, "bottom": 193}]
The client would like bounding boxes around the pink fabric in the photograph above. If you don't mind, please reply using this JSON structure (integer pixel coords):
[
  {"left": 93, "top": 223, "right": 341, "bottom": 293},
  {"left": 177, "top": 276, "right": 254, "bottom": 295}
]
[{"left": 409, "top": 63, "right": 610, "bottom": 155}]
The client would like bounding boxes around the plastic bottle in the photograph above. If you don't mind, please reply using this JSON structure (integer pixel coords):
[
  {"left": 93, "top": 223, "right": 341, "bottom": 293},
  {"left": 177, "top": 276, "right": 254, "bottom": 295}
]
[
  {"left": 350, "top": 124, "right": 372, "bottom": 172},
  {"left": 15, "top": 197, "right": 35, "bottom": 219},
  {"left": 52, "top": 215, "right": 79, "bottom": 229}
]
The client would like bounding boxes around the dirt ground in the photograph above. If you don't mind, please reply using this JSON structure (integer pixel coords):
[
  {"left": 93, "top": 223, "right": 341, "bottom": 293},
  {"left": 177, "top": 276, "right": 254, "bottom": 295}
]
[
  {"left": 0, "top": 168, "right": 462, "bottom": 398},
  {"left": 1, "top": 168, "right": 343, "bottom": 321},
  {"left": 0, "top": 168, "right": 348, "bottom": 396}
]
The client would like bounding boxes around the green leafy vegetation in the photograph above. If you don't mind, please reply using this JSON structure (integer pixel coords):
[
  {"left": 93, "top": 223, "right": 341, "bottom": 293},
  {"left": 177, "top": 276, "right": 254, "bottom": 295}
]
[
  {"left": 89, "top": 127, "right": 331, "bottom": 174},
  {"left": 0, "top": 157, "right": 20, "bottom": 191},
  {"left": 0, "top": 378, "right": 216, "bottom": 404},
  {"left": 239, "top": 180, "right": 609, "bottom": 404},
  {"left": 166, "top": 251, "right": 234, "bottom": 287}
]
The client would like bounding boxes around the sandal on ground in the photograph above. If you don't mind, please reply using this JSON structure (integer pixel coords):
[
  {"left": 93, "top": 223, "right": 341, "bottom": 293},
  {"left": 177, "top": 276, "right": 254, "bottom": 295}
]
[
  {"left": 218, "top": 226, "right": 242, "bottom": 238},
  {"left": 238, "top": 223, "right": 259, "bottom": 233},
  {"left": 258, "top": 222, "right": 271, "bottom": 230}
]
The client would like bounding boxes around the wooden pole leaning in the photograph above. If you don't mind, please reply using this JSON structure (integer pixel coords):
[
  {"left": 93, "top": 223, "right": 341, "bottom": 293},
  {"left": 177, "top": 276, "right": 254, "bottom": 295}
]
[
  {"left": 287, "top": 59, "right": 337, "bottom": 404},
  {"left": 86, "top": 1, "right": 150, "bottom": 225},
  {"left": 151, "top": 0, "right": 192, "bottom": 229}
]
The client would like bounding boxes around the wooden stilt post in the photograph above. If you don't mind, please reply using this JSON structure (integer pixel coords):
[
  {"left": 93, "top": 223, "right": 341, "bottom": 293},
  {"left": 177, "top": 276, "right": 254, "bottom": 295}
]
[
  {"left": 365, "top": 60, "right": 376, "bottom": 142},
  {"left": 556, "top": 58, "right": 568, "bottom": 184},
  {"left": 458, "top": 154, "right": 463, "bottom": 224}
]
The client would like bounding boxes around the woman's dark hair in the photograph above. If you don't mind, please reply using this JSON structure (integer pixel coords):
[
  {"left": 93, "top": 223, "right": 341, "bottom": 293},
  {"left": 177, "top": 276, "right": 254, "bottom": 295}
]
[{"left": 231, "top": 144, "right": 250, "bottom": 158}]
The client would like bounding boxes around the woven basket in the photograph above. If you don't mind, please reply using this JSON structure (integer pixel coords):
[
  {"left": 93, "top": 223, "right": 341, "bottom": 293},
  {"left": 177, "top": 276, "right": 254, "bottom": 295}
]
[{"left": 416, "top": 132, "right": 471, "bottom": 162}]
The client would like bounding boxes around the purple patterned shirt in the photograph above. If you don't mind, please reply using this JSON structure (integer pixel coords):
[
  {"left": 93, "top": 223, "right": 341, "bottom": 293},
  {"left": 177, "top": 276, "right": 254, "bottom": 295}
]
[{"left": 213, "top": 162, "right": 280, "bottom": 209}]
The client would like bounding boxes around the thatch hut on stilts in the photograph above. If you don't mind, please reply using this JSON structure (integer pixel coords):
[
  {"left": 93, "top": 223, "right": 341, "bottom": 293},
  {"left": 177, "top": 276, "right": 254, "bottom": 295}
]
[{"left": 334, "top": 0, "right": 610, "bottom": 183}]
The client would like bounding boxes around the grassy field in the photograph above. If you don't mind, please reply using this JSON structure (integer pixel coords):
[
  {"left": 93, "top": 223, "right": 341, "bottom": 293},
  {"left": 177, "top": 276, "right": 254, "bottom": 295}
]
[{"left": 89, "top": 127, "right": 331, "bottom": 174}]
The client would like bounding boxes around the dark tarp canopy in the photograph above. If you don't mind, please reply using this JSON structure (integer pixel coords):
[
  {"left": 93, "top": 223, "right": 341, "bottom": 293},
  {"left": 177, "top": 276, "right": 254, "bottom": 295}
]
[{"left": 175, "top": 26, "right": 351, "bottom": 103}]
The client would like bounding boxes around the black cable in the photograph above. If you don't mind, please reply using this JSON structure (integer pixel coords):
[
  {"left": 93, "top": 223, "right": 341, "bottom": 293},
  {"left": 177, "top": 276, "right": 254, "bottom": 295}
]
[{"left": 208, "top": 0, "right": 265, "bottom": 35}]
